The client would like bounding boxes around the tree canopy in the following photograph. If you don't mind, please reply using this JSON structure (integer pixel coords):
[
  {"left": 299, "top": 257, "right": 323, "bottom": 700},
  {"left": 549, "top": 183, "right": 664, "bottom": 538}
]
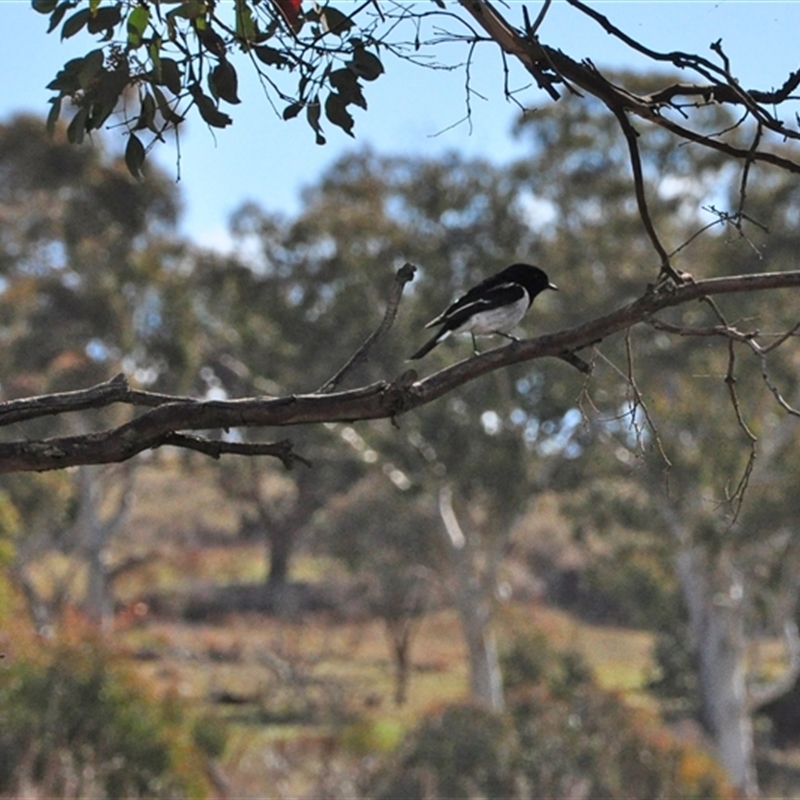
[
  {"left": 32, "top": 0, "right": 800, "bottom": 273},
  {"left": 4, "top": 0, "right": 799, "bottom": 484}
]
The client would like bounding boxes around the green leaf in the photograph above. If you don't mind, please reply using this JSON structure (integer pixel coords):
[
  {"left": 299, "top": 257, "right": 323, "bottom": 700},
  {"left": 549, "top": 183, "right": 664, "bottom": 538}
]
[
  {"left": 127, "top": 5, "right": 150, "bottom": 46},
  {"left": 125, "top": 132, "right": 146, "bottom": 179},
  {"left": 66, "top": 107, "right": 88, "bottom": 144},
  {"left": 77, "top": 49, "right": 104, "bottom": 90},
  {"left": 325, "top": 92, "right": 354, "bottom": 137},
  {"left": 189, "top": 84, "right": 233, "bottom": 128},
  {"left": 135, "top": 92, "right": 158, "bottom": 131},
  {"left": 87, "top": 97, "right": 115, "bottom": 130},
  {"left": 320, "top": 6, "right": 353, "bottom": 36},
  {"left": 32, "top": 0, "right": 58, "bottom": 14},
  {"left": 166, "top": 0, "right": 206, "bottom": 20},
  {"left": 158, "top": 58, "right": 182, "bottom": 95},
  {"left": 254, "top": 45, "right": 289, "bottom": 68},
  {"left": 306, "top": 97, "right": 325, "bottom": 145},
  {"left": 149, "top": 36, "right": 162, "bottom": 75},
  {"left": 152, "top": 85, "right": 184, "bottom": 125},
  {"left": 282, "top": 102, "right": 302, "bottom": 120},
  {"left": 350, "top": 48, "right": 383, "bottom": 81},
  {"left": 329, "top": 68, "right": 366, "bottom": 109},
  {"left": 87, "top": 5, "right": 122, "bottom": 36},
  {"left": 86, "top": 67, "right": 128, "bottom": 130},
  {"left": 210, "top": 60, "right": 240, "bottom": 105},
  {"left": 46, "top": 97, "right": 62, "bottom": 136},
  {"left": 196, "top": 25, "right": 226, "bottom": 56},
  {"left": 234, "top": 0, "right": 256, "bottom": 44},
  {"left": 47, "top": 57, "right": 84, "bottom": 93},
  {"left": 47, "top": 1, "right": 71, "bottom": 33},
  {"left": 61, "top": 8, "right": 91, "bottom": 39}
]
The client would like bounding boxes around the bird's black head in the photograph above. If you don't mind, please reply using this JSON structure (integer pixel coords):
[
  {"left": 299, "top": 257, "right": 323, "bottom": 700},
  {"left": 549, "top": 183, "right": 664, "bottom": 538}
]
[{"left": 502, "top": 263, "right": 558, "bottom": 298}]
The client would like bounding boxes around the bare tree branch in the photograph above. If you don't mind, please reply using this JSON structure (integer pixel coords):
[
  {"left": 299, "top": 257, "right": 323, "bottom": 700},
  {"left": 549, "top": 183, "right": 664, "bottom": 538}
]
[
  {"left": 593, "top": 339, "right": 672, "bottom": 470},
  {"left": 564, "top": 0, "right": 800, "bottom": 128},
  {"left": 0, "top": 373, "right": 198, "bottom": 429},
  {"left": 1, "top": 270, "right": 799, "bottom": 473},
  {"left": 456, "top": 0, "right": 800, "bottom": 273},
  {"left": 608, "top": 102, "right": 677, "bottom": 280},
  {"left": 722, "top": 339, "right": 757, "bottom": 523},
  {"left": 647, "top": 314, "right": 800, "bottom": 423},
  {"left": 317, "top": 262, "right": 417, "bottom": 393},
  {"left": 159, "top": 433, "right": 312, "bottom": 469}
]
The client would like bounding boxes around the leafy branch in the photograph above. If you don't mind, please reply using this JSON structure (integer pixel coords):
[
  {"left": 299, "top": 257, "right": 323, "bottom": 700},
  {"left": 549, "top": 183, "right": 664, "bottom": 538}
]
[
  {"left": 34, "top": 0, "right": 387, "bottom": 169},
  {"left": 35, "top": 0, "right": 800, "bottom": 208}
]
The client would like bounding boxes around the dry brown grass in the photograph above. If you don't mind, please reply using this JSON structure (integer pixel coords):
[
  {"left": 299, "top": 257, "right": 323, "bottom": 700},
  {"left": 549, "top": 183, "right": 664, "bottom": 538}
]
[{"left": 112, "top": 584, "right": 658, "bottom": 798}]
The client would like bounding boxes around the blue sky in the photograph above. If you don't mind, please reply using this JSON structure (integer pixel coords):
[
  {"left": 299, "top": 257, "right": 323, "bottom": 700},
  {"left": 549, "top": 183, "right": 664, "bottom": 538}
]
[{"left": 3, "top": 1, "right": 800, "bottom": 249}]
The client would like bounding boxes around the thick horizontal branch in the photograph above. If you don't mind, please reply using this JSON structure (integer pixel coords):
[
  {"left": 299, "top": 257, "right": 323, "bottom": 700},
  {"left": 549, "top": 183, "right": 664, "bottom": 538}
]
[
  {"left": 0, "top": 373, "right": 198, "bottom": 428},
  {"left": 1, "top": 270, "right": 799, "bottom": 473},
  {"left": 416, "top": 270, "right": 800, "bottom": 404}
]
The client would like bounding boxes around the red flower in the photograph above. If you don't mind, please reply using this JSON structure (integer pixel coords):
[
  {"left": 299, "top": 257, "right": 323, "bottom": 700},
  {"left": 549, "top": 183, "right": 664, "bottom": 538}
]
[{"left": 273, "top": 0, "right": 302, "bottom": 31}]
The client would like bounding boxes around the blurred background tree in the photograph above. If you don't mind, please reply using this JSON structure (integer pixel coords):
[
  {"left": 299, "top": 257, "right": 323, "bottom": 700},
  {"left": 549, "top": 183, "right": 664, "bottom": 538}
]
[
  {"left": 0, "top": 114, "right": 204, "bottom": 631},
  {"left": 2, "top": 58, "right": 800, "bottom": 794}
]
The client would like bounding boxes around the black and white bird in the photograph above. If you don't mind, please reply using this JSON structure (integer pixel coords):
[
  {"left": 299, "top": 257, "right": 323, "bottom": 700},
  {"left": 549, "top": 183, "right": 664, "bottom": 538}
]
[{"left": 409, "top": 263, "right": 557, "bottom": 360}]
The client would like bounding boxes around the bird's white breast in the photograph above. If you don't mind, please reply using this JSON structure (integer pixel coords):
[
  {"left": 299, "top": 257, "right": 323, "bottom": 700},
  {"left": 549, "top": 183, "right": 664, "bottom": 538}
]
[{"left": 452, "top": 294, "right": 530, "bottom": 336}]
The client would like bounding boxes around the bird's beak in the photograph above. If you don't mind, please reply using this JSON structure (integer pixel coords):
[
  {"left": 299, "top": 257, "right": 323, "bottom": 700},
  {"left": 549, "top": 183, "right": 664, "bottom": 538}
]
[{"left": 548, "top": 282, "right": 559, "bottom": 291}]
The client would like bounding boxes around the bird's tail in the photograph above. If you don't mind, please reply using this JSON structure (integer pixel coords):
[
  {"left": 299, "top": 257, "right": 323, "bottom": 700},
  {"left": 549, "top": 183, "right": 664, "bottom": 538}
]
[{"left": 409, "top": 330, "right": 446, "bottom": 360}]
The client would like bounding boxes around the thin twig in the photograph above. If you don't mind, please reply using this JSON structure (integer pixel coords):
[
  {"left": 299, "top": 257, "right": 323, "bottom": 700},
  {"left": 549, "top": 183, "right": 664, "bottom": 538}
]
[
  {"left": 160, "top": 433, "right": 312, "bottom": 469},
  {"left": 737, "top": 122, "right": 763, "bottom": 221},
  {"left": 595, "top": 342, "right": 672, "bottom": 469},
  {"left": 743, "top": 336, "right": 800, "bottom": 418},
  {"left": 700, "top": 295, "right": 730, "bottom": 327},
  {"left": 316, "top": 263, "right": 417, "bottom": 393},
  {"left": 647, "top": 317, "right": 755, "bottom": 343},
  {"left": 526, "top": 0, "right": 552, "bottom": 38},
  {"left": 761, "top": 320, "right": 800, "bottom": 354},
  {"left": 647, "top": 315, "right": 800, "bottom": 419},
  {"left": 722, "top": 338, "right": 757, "bottom": 523},
  {"left": 607, "top": 101, "right": 679, "bottom": 281}
]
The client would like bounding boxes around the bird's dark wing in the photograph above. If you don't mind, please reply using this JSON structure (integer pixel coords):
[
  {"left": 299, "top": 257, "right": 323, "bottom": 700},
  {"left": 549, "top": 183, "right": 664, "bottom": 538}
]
[
  {"left": 426, "top": 272, "right": 519, "bottom": 328},
  {"left": 427, "top": 282, "right": 527, "bottom": 330}
]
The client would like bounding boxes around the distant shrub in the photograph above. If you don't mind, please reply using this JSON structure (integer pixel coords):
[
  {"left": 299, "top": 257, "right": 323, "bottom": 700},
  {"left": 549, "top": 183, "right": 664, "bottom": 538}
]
[
  {"left": 0, "top": 619, "right": 210, "bottom": 799},
  {"left": 500, "top": 631, "right": 591, "bottom": 698},
  {"left": 367, "top": 703, "right": 519, "bottom": 800},
  {"left": 584, "top": 546, "right": 682, "bottom": 629},
  {"left": 367, "top": 636, "right": 735, "bottom": 800},
  {"left": 511, "top": 684, "right": 732, "bottom": 800},
  {"left": 192, "top": 714, "right": 229, "bottom": 759}
]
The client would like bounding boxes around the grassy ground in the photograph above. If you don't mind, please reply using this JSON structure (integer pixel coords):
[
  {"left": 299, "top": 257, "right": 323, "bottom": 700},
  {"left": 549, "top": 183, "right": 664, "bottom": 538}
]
[
  {"left": 114, "top": 565, "right": 659, "bottom": 798},
  {"left": 28, "top": 458, "right": 662, "bottom": 795}
]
